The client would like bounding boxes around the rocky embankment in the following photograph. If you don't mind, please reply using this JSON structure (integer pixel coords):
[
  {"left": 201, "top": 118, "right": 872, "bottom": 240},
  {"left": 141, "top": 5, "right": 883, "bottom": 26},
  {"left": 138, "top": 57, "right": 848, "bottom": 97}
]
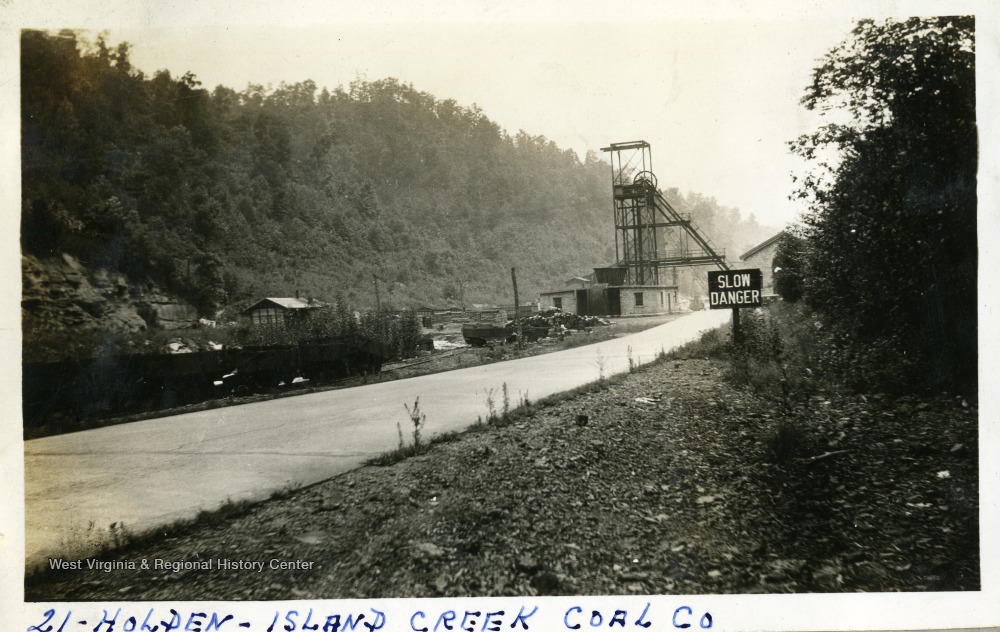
[
  {"left": 21, "top": 254, "right": 199, "bottom": 361},
  {"left": 25, "top": 357, "right": 978, "bottom": 600}
]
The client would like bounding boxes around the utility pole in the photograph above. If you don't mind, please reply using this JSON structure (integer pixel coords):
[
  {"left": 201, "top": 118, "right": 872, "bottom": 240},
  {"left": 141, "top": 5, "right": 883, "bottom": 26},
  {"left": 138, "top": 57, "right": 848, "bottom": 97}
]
[
  {"left": 373, "top": 273, "right": 381, "bottom": 311},
  {"left": 511, "top": 267, "right": 524, "bottom": 350}
]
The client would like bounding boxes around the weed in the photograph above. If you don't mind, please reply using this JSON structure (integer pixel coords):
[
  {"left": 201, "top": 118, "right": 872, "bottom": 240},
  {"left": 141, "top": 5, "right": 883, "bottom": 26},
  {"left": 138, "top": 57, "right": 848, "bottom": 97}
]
[
  {"left": 484, "top": 387, "right": 498, "bottom": 424},
  {"left": 429, "top": 430, "right": 463, "bottom": 444},
  {"left": 107, "top": 522, "right": 132, "bottom": 550},
  {"left": 196, "top": 497, "right": 255, "bottom": 526},
  {"left": 367, "top": 397, "right": 431, "bottom": 466},
  {"left": 502, "top": 383, "right": 510, "bottom": 421},
  {"left": 268, "top": 483, "right": 301, "bottom": 501},
  {"left": 627, "top": 345, "right": 635, "bottom": 373},
  {"left": 367, "top": 444, "right": 416, "bottom": 466},
  {"left": 595, "top": 349, "right": 607, "bottom": 383},
  {"left": 56, "top": 520, "right": 134, "bottom": 560},
  {"left": 404, "top": 397, "right": 427, "bottom": 448}
]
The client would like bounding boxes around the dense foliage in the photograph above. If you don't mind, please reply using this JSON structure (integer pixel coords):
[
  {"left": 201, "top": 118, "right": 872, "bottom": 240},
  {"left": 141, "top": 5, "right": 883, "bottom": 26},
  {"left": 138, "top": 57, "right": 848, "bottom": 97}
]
[
  {"left": 21, "top": 29, "right": 772, "bottom": 319},
  {"left": 789, "top": 17, "right": 977, "bottom": 396},
  {"left": 772, "top": 231, "right": 806, "bottom": 303}
]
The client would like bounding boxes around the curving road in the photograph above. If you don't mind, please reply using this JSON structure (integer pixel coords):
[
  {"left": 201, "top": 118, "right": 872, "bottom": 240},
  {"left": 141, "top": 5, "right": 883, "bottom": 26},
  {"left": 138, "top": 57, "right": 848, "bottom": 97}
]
[{"left": 23, "top": 309, "right": 730, "bottom": 567}]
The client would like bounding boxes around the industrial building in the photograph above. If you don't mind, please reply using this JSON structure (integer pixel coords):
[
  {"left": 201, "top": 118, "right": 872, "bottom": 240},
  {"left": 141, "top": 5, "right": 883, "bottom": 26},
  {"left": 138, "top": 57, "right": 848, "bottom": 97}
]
[
  {"left": 540, "top": 270, "right": 679, "bottom": 317},
  {"left": 539, "top": 141, "right": 726, "bottom": 317},
  {"left": 739, "top": 231, "right": 785, "bottom": 299}
]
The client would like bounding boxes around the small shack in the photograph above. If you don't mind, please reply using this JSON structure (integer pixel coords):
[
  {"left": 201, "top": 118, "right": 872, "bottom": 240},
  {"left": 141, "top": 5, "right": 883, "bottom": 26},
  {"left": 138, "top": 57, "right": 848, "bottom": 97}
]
[{"left": 243, "top": 297, "right": 320, "bottom": 328}]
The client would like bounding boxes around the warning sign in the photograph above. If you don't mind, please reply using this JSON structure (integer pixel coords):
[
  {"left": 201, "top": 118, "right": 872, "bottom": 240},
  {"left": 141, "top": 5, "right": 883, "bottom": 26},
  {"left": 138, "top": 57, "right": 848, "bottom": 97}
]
[{"left": 708, "top": 269, "right": 763, "bottom": 309}]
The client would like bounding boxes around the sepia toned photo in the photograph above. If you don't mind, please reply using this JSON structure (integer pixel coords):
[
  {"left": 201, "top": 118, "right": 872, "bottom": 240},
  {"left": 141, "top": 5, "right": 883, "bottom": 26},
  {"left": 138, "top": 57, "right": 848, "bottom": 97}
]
[{"left": 3, "top": 2, "right": 997, "bottom": 630}]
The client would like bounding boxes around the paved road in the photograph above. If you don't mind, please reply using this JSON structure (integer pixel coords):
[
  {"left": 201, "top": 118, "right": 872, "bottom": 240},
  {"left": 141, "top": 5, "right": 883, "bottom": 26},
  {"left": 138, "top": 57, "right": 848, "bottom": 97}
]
[{"left": 23, "top": 309, "right": 730, "bottom": 567}]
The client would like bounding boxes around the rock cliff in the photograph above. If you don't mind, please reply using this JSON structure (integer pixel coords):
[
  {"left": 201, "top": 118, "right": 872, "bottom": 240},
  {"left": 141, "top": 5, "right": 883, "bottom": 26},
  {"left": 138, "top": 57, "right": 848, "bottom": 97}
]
[{"left": 22, "top": 253, "right": 200, "bottom": 362}]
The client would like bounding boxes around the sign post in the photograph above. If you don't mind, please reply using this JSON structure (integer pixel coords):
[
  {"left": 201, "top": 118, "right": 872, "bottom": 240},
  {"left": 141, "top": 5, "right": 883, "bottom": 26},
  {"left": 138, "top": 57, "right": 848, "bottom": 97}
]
[{"left": 707, "top": 268, "right": 763, "bottom": 344}]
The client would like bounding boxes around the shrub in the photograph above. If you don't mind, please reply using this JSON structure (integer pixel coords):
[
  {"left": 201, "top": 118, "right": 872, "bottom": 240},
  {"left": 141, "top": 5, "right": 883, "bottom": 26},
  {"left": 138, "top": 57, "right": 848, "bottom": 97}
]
[
  {"left": 726, "top": 309, "right": 788, "bottom": 400},
  {"left": 773, "top": 231, "right": 807, "bottom": 303},
  {"left": 665, "top": 325, "right": 729, "bottom": 360},
  {"left": 727, "top": 301, "right": 927, "bottom": 399}
]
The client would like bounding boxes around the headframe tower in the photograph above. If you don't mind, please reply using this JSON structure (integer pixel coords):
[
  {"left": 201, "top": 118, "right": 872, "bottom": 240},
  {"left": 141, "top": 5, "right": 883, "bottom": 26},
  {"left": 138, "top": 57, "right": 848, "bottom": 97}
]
[{"left": 601, "top": 141, "right": 729, "bottom": 284}]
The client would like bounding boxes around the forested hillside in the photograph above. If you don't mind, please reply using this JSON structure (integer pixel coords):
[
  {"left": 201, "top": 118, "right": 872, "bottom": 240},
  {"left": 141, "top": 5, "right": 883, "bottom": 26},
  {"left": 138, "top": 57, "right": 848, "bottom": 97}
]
[{"left": 21, "top": 30, "right": 772, "bottom": 321}]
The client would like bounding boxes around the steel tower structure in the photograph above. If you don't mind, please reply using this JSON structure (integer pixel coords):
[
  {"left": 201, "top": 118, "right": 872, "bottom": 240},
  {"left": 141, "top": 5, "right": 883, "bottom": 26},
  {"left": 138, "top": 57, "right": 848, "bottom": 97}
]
[{"left": 601, "top": 140, "right": 729, "bottom": 285}]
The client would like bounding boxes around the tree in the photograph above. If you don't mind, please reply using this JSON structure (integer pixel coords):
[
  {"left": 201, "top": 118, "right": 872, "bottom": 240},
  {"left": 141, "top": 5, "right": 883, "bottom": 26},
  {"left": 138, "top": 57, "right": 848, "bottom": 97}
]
[
  {"left": 22, "top": 29, "right": 778, "bottom": 362},
  {"left": 790, "top": 17, "right": 976, "bottom": 393},
  {"left": 772, "top": 231, "right": 806, "bottom": 303}
]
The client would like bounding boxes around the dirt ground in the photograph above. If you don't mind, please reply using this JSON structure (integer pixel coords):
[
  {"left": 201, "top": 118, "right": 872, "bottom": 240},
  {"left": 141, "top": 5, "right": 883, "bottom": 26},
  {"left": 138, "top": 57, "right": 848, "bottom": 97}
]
[{"left": 25, "top": 353, "right": 978, "bottom": 600}]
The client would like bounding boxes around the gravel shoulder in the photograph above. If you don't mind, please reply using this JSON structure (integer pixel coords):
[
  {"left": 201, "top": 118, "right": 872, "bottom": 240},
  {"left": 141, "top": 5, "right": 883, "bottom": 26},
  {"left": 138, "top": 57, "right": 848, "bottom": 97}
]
[{"left": 26, "top": 356, "right": 979, "bottom": 600}]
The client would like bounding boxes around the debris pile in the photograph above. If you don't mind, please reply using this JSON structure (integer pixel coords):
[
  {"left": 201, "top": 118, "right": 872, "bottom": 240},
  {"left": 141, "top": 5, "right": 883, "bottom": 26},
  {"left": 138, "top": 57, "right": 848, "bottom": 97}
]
[
  {"left": 516, "top": 308, "right": 611, "bottom": 331},
  {"left": 162, "top": 338, "right": 224, "bottom": 354}
]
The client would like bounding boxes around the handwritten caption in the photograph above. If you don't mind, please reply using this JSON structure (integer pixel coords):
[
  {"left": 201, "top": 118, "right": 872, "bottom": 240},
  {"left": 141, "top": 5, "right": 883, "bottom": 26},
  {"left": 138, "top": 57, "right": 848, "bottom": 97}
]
[{"left": 26, "top": 602, "right": 715, "bottom": 631}]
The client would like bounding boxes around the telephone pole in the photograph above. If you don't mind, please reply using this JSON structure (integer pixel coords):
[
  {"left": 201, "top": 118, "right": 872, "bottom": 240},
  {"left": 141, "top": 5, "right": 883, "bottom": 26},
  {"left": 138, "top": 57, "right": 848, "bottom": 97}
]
[{"left": 511, "top": 267, "right": 524, "bottom": 350}]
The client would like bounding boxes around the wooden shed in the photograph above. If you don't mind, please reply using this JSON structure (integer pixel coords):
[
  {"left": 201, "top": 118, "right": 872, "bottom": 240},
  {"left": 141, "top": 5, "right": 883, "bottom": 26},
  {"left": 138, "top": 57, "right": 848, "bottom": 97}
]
[{"left": 243, "top": 297, "right": 319, "bottom": 327}]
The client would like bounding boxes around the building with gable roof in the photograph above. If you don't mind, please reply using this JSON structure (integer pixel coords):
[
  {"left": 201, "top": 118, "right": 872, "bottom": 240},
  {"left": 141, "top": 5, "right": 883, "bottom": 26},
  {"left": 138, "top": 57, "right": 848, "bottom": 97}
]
[
  {"left": 739, "top": 231, "right": 786, "bottom": 299},
  {"left": 243, "top": 297, "right": 320, "bottom": 328}
]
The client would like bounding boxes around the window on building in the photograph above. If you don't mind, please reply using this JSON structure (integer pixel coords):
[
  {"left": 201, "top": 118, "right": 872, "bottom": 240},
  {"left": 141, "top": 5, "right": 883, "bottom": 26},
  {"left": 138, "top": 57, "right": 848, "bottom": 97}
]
[
  {"left": 634, "top": 292, "right": 644, "bottom": 307},
  {"left": 554, "top": 297, "right": 563, "bottom": 309},
  {"left": 660, "top": 292, "right": 664, "bottom": 305},
  {"left": 252, "top": 308, "right": 284, "bottom": 326}
]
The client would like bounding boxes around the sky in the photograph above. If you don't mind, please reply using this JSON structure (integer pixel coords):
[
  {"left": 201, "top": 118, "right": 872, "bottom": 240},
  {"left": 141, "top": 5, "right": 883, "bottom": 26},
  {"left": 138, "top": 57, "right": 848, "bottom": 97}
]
[{"left": 104, "top": 19, "right": 853, "bottom": 230}]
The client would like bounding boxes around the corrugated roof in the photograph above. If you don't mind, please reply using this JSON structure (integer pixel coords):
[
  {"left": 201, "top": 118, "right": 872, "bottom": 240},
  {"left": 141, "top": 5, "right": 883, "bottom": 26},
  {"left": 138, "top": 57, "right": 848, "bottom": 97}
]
[{"left": 265, "top": 297, "right": 313, "bottom": 309}]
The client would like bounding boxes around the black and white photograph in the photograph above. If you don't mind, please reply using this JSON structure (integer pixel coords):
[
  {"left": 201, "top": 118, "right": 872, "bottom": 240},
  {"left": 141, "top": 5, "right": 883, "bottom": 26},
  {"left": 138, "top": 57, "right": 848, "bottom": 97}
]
[{"left": 2, "top": 1, "right": 998, "bottom": 630}]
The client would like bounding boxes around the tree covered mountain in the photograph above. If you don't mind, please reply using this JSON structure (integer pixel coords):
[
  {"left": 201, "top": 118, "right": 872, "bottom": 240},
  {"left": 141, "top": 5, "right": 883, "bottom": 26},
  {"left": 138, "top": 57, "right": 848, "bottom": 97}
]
[{"left": 21, "top": 29, "right": 774, "bottom": 321}]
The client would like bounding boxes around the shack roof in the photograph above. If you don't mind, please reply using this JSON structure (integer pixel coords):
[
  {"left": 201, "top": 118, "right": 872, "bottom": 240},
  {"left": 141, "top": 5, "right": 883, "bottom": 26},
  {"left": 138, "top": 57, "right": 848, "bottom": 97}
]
[{"left": 243, "top": 297, "right": 316, "bottom": 313}]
